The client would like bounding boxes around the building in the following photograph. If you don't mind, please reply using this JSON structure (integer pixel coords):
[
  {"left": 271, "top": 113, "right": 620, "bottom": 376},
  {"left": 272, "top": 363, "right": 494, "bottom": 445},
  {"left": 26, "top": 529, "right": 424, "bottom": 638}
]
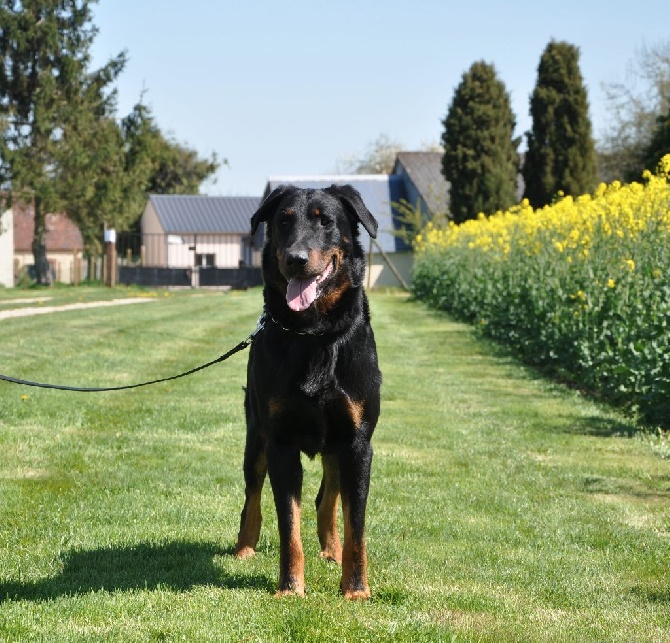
[
  {"left": 140, "top": 194, "right": 261, "bottom": 269},
  {"left": 392, "top": 151, "right": 449, "bottom": 218},
  {"left": 12, "top": 202, "right": 84, "bottom": 285},
  {"left": 0, "top": 208, "right": 14, "bottom": 287}
]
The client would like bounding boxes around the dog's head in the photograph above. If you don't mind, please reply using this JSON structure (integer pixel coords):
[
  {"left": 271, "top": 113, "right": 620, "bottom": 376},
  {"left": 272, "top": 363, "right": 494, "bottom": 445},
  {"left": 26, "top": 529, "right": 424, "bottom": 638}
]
[{"left": 250, "top": 185, "right": 377, "bottom": 313}]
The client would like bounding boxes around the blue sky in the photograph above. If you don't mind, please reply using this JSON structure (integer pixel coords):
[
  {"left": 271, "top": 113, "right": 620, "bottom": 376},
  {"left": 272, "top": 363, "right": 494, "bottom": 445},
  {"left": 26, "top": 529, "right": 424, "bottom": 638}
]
[{"left": 90, "top": 0, "right": 669, "bottom": 196}]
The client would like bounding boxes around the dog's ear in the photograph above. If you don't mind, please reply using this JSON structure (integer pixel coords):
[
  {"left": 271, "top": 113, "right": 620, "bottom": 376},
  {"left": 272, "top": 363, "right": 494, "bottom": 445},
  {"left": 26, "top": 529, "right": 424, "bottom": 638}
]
[
  {"left": 325, "top": 184, "right": 378, "bottom": 238},
  {"left": 250, "top": 185, "right": 291, "bottom": 236}
]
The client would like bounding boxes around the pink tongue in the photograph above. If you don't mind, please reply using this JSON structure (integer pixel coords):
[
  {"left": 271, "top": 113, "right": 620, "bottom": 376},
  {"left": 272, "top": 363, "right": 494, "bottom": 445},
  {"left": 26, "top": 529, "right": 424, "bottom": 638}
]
[{"left": 287, "top": 275, "right": 319, "bottom": 312}]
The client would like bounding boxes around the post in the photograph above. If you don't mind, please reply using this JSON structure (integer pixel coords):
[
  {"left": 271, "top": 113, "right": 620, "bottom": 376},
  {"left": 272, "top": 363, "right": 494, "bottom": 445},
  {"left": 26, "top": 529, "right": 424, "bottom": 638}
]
[
  {"left": 72, "top": 250, "right": 81, "bottom": 286},
  {"left": 104, "top": 229, "right": 117, "bottom": 287},
  {"left": 371, "top": 238, "right": 409, "bottom": 291}
]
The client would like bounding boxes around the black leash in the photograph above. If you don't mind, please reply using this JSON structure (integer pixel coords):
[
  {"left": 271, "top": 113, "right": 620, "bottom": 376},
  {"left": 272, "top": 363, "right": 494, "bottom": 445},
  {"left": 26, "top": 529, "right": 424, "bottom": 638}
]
[{"left": 0, "top": 314, "right": 266, "bottom": 393}]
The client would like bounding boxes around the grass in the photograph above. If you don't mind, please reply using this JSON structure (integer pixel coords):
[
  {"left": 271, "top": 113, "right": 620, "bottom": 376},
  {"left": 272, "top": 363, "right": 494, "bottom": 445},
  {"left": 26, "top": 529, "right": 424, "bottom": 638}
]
[{"left": 0, "top": 286, "right": 668, "bottom": 641}]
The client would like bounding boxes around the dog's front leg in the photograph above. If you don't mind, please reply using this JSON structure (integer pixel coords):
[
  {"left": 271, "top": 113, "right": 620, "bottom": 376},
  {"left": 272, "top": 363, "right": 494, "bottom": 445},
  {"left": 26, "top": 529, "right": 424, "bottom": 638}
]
[
  {"left": 267, "top": 441, "right": 305, "bottom": 596},
  {"left": 339, "top": 439, "right": 373, "bottom": 600}
]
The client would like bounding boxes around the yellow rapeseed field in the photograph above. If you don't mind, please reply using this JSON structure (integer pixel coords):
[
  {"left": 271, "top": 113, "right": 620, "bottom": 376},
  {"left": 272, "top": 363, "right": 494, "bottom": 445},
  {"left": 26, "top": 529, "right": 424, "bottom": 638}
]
[
  {"left": 416, "top": 154, "right": 670, "bottom": 264},
  {"left": 412, "top": 154, "right": 670, "bottom": 427}
]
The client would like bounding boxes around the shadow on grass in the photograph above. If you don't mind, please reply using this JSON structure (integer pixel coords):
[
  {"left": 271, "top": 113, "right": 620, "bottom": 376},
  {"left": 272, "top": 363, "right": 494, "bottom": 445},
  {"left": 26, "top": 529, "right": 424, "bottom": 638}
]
[
  {"left": 558, "top": 415, "right": 637, "bottom": 438},
  {"left": 0, "top": 541, "right": 273, "bottom": 603}
]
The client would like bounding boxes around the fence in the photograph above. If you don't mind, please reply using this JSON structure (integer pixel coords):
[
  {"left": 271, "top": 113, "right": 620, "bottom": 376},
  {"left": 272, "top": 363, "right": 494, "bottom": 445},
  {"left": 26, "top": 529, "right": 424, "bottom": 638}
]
[
  {"left": 15, "top": 232, "right": 412, "bottom": 290},
  {"left": 114, "top": 232, "right": 262, "bottom": 289}
]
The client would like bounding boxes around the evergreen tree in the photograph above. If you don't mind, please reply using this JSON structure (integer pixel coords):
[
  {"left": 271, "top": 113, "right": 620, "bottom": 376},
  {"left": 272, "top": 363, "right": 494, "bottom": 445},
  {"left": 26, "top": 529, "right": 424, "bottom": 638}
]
[
  {"left": 523, "top": 40, "right": 597, "bottom": 208},
  {"left": 441, "top": 61, "right": 520, "bottom": 223},
  {"left": 0, "top": 0, "right": 125, "bottom": 283}
]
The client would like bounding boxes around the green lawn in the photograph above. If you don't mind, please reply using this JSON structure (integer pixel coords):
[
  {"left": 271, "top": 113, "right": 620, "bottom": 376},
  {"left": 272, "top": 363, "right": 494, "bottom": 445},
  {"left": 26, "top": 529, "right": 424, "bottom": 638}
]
[{"left": 0, "top": 287, "right": 668, "bottom": 641}]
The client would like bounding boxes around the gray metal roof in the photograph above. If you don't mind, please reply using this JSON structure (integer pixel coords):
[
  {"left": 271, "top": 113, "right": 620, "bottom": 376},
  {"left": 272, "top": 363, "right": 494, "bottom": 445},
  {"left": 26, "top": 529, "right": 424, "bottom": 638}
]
[
  {"left": 393, "top": 152, "right": 449, "bottom": 215},
  {"left": 149, "top": 194, "right": 261, "bottom": 234}
]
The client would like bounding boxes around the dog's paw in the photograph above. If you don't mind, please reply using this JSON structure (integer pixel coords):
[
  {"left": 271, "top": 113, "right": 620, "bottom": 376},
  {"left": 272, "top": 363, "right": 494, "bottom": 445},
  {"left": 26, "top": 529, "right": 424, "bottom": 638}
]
[
  {"left": 342, "top": 587, "right": 371, "bottom": 601},
  {"left": 275, "top": 585, "right": 306, "bottom": 598},
  {"left": 318, "top": 549, "right": 342, "bottom": 564},
  {"left": 234, "top": 545, "right": 256, "bottom": 559}
]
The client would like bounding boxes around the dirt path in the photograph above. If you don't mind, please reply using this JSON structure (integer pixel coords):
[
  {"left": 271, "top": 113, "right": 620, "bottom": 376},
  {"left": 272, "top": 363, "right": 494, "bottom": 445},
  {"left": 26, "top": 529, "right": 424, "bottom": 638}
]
[{"left": 0, "top": 298, "right": 156, "bottom": 321}]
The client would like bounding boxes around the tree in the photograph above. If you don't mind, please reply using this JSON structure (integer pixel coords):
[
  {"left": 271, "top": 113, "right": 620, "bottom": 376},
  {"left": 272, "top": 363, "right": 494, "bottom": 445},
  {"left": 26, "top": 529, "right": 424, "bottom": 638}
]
[
  {"left": 523, "top": 40, "right": 597, "bottom": 207},
  {"left": 58, "top": 106, "right": 143, "bottom": 255},
  {"left": 599, "top": 40, "right": 670, "bottom": 182},
  {"left": 642, "top": 107, "right": 670, "bottom": 174},
  {"left": 0, "top": 0, "right": 126, "bottom": 283},
  {"left": 441, "top": 61, "right": 520, "bottom": 223},
  {"left": 121, "top": 101, "right": 220, "bottom": 231},
  {"left": 60, "top": 97, "right": 220, "bottom": 252},
  {"left": 145, "top": 132, "right": 220, "bottom": 196},
  {"left": 336, "top": 133, "right": 405, "bottom": 174}
]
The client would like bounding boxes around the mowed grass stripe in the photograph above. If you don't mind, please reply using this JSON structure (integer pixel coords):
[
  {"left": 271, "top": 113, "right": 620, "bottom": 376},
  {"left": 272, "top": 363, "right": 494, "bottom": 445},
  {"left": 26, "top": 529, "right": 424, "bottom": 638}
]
[{"left": 0, "top": 288, "right": 668, "bottom": 642}]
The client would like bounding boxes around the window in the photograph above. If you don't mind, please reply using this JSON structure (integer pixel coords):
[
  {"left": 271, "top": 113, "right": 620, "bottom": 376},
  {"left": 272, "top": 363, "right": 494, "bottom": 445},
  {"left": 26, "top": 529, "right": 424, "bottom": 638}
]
[{"left": 195, "top": 253, "right": 216, "bottom": 268}]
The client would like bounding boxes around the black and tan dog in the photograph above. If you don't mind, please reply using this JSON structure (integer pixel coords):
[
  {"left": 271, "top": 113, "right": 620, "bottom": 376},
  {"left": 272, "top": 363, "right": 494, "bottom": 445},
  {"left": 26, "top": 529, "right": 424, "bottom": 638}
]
[{"left": 234, "top": 184, "right": 382, "bottom": 599}]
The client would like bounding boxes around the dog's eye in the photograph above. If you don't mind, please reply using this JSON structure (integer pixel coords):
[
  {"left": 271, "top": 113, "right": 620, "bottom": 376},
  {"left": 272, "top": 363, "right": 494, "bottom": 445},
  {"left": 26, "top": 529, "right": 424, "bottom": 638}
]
[{"left": 319, "top": 216, "right": 333, "bottom": 227}]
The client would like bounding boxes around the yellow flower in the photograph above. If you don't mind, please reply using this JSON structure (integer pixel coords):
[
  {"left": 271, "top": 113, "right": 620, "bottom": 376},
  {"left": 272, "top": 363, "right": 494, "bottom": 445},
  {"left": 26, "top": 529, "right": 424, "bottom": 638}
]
[
  {"left": 607, "top": 279, "right": 615, "bottom": 289},
  {"left": 624, "top": 259, "right": 635, "bottom": 272}
]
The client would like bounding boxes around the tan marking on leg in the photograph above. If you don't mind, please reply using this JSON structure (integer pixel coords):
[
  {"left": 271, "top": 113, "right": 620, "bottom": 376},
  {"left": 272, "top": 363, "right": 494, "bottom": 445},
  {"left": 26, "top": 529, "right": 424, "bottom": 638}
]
[
  {"left": 317, "top": 455, "right": 342, "bottom": 563},
  {"left": 235, "top": 453, "right": 266, "bottom": 559},
  {"left": 234, "top": 490, "right": 262, "bottom": 559},
  {"left": 344, "top": 397, "right": 365, "bottom": 429},
  {"left": 276, "top": 497, "right": 305, "bottom": 597},
  {"left": 341, "top": 499, "right": 370, "bottom": 600}
]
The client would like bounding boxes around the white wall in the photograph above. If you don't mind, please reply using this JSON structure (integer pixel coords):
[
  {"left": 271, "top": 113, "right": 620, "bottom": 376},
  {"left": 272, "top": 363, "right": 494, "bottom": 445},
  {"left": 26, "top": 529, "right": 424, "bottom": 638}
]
[{"left": 0, "top": 209, "right": 14, "bottom": 287}]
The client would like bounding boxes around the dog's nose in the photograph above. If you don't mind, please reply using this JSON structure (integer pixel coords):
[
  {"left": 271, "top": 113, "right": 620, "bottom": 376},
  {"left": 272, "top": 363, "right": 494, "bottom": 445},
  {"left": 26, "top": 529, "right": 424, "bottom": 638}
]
[{"left": 286, "top": 250, "right": 309, "bottom": 268}]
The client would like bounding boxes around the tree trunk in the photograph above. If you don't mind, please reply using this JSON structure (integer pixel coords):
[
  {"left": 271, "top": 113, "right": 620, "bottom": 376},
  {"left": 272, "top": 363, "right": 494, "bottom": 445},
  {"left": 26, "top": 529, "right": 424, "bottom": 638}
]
[{"left": 32, "top": 197, "right": 51, "bottom": 285}]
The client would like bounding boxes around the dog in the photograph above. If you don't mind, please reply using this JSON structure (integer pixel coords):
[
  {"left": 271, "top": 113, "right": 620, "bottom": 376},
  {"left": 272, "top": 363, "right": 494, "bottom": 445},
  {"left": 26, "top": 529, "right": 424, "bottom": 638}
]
[{"left": 234, "top": 184, "right": 382, "bottom": 599}]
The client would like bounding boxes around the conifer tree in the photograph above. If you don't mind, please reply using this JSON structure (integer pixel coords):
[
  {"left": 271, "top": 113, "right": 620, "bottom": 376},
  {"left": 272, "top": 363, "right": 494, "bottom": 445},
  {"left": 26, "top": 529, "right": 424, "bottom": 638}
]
[
  {"left": 0, "top": 0, "right": 125, "bottom": 283},
  {"left": 523, "top": 40, "right": 597, "bottom": 208},
  {"left": 441, "top": 61, "right": 520, "bottom": 223}
]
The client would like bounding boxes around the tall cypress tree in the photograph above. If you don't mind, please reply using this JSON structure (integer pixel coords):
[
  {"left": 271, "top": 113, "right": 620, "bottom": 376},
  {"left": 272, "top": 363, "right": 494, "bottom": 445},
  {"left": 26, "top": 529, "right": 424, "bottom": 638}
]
[
  {"left": 0, "top": 0, "right": 125, "bottom": 283},
  {"left": 441, "top": 61, "right": 520, "bottom": 224},
  {"left": 523, "top": 40, "right": 597, "bottom": 208}
]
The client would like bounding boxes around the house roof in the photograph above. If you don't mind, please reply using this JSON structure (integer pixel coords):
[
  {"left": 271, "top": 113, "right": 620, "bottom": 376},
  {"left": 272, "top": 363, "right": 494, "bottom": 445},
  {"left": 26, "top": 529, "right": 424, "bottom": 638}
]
[
  {"left": 148, "top": 194, "right": 261, "bottom": 234},
  {"left": 12, "top": 202, "right": 83, "bottom": 253},
  {"left": 263, "top": 175, "right": 401, "bottom": 253},
  {"left": 393, "top": 152, "right": 449, "bottom": 215}
]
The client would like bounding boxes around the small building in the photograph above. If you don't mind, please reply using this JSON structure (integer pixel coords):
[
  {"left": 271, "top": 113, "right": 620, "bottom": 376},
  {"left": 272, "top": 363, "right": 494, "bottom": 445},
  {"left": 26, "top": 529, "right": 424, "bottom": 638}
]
[
  {"left": 0, "top": 208, "right": 14, "bottom": 287},
  {"left": 141, "top": 194, "right": 262, "bottom": 268},
  {"left": 12, "top": 202, "right": 84, "bottom": 284}
]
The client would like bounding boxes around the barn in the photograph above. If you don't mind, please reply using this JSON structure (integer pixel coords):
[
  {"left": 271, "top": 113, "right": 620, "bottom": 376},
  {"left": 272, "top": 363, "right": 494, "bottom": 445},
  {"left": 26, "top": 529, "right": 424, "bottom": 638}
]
[{"left": 140, "top": 194, "right": 262, "bottom": 269}]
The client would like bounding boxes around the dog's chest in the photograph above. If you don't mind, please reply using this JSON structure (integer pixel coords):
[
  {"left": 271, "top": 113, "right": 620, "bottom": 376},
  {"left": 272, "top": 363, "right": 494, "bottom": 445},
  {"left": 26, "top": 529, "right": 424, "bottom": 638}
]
[{"left": 266, "top": 337, "right": 351, "bottom": 398}]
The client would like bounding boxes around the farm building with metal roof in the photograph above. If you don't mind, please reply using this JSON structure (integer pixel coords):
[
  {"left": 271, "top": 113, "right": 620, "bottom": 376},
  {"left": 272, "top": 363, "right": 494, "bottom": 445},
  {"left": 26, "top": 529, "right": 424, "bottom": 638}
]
[{"left": 141, "top": 195, "right": 261, "bottom": 269}]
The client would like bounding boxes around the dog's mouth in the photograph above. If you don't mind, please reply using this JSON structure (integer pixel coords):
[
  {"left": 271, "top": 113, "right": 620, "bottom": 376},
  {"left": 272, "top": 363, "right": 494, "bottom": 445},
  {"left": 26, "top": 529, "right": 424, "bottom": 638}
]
[{"left": 286, "top": 257, "right": 335, "bottom": 312}]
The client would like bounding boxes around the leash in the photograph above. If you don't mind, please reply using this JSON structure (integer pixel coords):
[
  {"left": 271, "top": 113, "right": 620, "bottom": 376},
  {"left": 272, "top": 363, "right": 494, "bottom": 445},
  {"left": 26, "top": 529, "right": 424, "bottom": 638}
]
[{"left": 0, "top": 314, "right": 266, "bottom": 393}]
